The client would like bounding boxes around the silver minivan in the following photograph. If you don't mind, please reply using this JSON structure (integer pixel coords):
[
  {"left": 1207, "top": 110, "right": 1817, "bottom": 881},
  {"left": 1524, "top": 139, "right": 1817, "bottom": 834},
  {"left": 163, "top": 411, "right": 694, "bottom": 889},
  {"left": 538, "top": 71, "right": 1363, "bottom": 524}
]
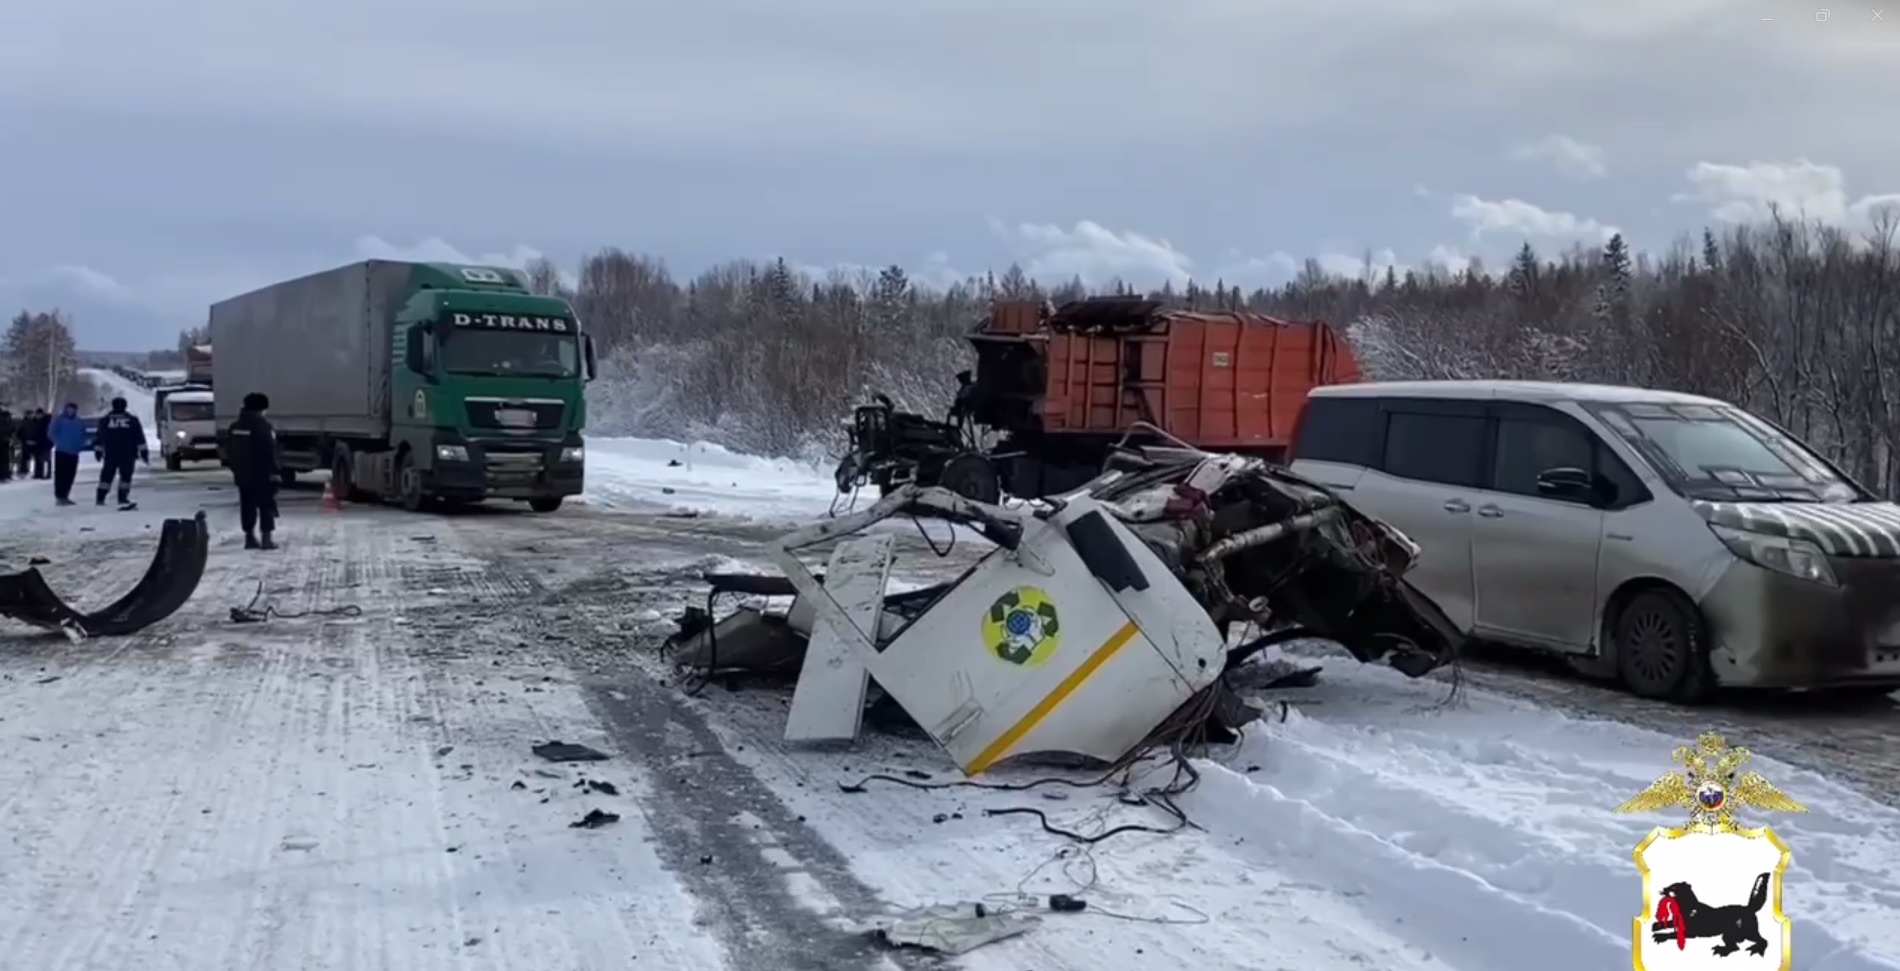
[{"left": 1288, "top": 380, "right": 1900, "bottom": 701}]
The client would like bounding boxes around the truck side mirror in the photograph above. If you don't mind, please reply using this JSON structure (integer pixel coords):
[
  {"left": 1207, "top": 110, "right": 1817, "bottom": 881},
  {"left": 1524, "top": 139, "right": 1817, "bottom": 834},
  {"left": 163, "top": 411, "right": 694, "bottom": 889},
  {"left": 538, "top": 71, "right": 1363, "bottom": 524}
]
[
  {"left": 405, "top": 329, "right": 430, "bottom": 379},
  {"left": 583, "top": 335, "right": 597, "bottom": 383}
]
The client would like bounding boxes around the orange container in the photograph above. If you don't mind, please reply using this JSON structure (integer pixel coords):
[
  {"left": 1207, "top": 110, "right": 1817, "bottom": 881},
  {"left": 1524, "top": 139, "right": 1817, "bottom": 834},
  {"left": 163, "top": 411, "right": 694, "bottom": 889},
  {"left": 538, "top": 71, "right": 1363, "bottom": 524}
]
[{"left": 985, "top": 301, "right": 1360, "bottom": 452}]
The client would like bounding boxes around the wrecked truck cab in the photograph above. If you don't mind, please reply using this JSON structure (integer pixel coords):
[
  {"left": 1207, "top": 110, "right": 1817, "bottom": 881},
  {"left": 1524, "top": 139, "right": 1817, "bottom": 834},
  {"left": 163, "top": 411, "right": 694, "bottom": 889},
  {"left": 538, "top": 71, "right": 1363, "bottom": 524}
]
[
  {"left": 0, "top": 511, "right": 210, "bottom": 638},
  {"left": 675, "top": 451, "right": 1462, "bottom": 776},
  {"left": 1085, "top": 449, "right": 1463, "bottom": 675}
]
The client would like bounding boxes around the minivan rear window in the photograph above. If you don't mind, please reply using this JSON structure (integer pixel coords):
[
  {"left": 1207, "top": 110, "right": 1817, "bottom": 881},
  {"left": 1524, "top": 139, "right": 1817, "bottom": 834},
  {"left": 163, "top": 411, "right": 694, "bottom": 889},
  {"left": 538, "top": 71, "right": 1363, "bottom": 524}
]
[
  {"left": 1290, "top": 397, "right": 1382, "bottom": 466},
  {"left": 1382, "top": 412, "right": 1487, "bottom": 487}
]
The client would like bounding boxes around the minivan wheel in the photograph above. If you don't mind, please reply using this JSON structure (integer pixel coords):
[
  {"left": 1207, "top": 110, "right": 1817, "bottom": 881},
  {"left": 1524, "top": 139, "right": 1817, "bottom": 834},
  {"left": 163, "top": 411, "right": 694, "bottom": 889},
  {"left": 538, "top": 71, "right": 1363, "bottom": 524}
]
[{"left": 1613, "top": 588, "right": 1713, "bottom": 703}]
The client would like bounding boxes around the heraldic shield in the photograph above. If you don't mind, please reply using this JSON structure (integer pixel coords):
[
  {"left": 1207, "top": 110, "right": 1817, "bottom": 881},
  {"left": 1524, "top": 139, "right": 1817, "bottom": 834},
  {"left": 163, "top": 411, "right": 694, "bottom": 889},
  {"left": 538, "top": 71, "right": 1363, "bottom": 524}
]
[
  {"left": 1633, "top": 825, "right": 1792, "bottom": 971},
  {"left": 1617, "top": 732, "right": 1805, "bottom": 971}
]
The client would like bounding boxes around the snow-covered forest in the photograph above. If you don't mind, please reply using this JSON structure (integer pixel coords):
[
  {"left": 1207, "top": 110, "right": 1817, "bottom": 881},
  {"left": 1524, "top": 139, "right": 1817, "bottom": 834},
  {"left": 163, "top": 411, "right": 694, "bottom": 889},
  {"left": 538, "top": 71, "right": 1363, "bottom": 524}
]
[
  {"left": 4, "top": 310, "right": 98, "bottom": 413},
  {"left": 553, "top": 211, "right": 1900, "bottom": 494}
]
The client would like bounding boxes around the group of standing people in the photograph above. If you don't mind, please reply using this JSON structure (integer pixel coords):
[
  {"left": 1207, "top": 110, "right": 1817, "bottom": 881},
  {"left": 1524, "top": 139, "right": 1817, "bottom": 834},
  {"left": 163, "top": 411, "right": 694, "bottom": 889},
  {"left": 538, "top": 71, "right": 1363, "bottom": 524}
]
[
  {"left": 0, "top": 407, "right": 55, "bottom": 481},
  {"left": 0, "top": 392, "right": 280, "bottom": 547},
  {"left": 0, "top": 399, "right": 148, "bottom": 507}
]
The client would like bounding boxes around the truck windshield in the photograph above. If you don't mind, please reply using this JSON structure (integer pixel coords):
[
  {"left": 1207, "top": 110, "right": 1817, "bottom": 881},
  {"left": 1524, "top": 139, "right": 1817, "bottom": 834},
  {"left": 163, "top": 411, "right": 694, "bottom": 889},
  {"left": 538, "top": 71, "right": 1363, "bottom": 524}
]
[
  {"left": 1583, "top": 401, "right": 1865, "bottom": 503},
  {"left": 168, "top": 402, "right": 214, "bottom": 421},
  {"left": 440, "top": 331, "right": 580, "bottom": 379}
]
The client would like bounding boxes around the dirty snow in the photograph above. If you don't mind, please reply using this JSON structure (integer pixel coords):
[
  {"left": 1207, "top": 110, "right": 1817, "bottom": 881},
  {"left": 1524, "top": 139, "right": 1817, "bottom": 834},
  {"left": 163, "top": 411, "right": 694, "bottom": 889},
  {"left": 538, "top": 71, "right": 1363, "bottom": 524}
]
[
  {"left": 676, "top": 639, "right": 1900, "bottom": 971},
  {"left": 1, "top": 445, "right": 1897, "bottom": 971},
  {"left": 0, "top": 482, "right": 727, "bottom": 971}
]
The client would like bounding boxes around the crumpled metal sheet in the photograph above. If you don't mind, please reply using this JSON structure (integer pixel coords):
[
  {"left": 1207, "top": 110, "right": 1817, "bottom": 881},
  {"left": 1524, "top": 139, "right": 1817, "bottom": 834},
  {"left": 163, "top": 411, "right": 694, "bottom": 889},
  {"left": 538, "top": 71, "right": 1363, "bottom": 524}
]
[
  {"left": 864, "top": 902, "right": 1040, "bottom": 954},
  {"left": 0, "top": 511, "right": 209, "bottom": 638}
]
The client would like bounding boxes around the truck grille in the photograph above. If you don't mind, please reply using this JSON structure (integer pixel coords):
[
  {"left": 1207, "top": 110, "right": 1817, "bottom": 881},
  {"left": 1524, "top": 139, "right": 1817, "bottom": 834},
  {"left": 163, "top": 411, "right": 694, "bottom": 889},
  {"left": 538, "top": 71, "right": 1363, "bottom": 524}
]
[{"left": 467, "top": 400, "right": 564, "bottom": 431}]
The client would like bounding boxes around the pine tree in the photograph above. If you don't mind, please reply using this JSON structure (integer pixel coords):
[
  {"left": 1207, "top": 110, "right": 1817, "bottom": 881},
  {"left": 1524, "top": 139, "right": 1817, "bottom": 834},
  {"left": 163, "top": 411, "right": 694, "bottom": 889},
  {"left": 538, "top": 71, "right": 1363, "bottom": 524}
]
[
  {"left": 1508, "top": 242, "right": 1541, "bottom": 299},
  {"left": 1593, "top": 233, "right": 1633, "bottom": 324}
]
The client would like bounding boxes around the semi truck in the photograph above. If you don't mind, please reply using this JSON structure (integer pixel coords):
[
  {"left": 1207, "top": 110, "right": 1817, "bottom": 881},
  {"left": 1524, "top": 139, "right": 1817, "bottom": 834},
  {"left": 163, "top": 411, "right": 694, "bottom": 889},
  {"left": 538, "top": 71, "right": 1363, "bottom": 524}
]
[{"left": 210, "top": 260, "right": 595, "bottom": 512}]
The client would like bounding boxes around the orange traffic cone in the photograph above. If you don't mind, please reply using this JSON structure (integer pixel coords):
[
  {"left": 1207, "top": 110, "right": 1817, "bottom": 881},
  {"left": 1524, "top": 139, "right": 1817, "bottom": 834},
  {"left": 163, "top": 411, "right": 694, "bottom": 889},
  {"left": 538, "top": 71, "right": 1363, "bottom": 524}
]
[{"left": 320, "top": 480, "right": 341, "bottom": 512}]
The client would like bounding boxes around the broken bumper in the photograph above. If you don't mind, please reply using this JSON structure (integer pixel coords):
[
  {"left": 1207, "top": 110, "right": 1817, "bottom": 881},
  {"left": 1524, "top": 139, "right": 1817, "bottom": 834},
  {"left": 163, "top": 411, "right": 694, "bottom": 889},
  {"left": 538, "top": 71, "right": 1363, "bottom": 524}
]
[
  {"left": 1701, "top": 557, "right": 1900, "bottom": 688},
  {"left": 0, "top": 511, "right": 209, "bottom": 637}
]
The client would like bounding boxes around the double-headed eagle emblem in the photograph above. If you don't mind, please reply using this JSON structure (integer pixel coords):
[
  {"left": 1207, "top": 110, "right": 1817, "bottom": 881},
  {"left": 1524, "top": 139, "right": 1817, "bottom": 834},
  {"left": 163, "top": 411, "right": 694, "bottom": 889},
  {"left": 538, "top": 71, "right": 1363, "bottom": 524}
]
[{"left": 1614, "top": 731, "right": 1806, "bottom": 829}]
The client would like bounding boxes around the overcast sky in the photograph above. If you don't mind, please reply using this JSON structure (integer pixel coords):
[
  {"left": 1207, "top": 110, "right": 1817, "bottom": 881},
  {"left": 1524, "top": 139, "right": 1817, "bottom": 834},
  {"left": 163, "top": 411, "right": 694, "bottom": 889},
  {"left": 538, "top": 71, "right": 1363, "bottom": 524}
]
[{"left": 2, "top": 0, "right": 1896, "bottom": 350}]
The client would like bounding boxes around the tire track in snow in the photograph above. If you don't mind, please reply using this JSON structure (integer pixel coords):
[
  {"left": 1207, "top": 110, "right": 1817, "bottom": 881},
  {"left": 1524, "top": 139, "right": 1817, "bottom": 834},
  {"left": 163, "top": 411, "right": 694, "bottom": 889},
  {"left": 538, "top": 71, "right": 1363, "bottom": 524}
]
[{"left": 444, "top": 519, "right": 924, "bottom": 971}]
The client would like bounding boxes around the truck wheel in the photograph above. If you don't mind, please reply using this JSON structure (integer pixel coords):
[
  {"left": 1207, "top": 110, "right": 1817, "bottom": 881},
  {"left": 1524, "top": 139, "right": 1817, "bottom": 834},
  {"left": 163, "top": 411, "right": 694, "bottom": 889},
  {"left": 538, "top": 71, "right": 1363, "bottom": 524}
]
[
  {"left": 938, "top": 454, "right": 1001, "bottom": 505},
  {"left": 165, "top": 453, "right": 182, "bottom": 472},
  {"left": 279, "top": 469, "right": 298, "bottom": 487},
  {"left": 397, "top": 449, "right": 426, "bottom": 512},
  {"left": 528, "top": 497, "right": 564, "bottom": 513}
]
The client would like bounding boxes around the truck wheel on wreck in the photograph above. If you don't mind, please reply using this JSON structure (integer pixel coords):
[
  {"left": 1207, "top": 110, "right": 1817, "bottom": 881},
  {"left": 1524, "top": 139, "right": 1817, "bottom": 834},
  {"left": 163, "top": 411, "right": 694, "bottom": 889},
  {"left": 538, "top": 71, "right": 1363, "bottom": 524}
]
[
  {"left": 939, "top": 453, "right": 1001, "bottom": 504},
  {"left": 529, "top": 497, "right": 563, "bottom": 513}
]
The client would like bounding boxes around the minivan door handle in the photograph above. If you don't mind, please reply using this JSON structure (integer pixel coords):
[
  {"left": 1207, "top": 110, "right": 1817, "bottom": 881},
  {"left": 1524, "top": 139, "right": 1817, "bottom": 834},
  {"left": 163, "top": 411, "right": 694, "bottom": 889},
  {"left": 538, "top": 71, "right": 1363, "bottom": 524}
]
[
  {"left": 1443, "top": 499, "right": 1470, "bottom": 513},
  {"left": 1476, "top": 504, "right": 1502, "bottom": 518}
]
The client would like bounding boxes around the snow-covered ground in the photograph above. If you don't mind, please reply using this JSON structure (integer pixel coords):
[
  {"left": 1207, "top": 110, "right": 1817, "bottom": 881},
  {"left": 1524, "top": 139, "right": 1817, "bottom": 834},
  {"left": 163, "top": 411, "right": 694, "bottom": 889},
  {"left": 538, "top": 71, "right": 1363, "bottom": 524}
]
[
  {"left": 80, "top": 367, "right": 163, "bottom": 450},
  {"left": 581, "top": 437, "right": 843, "bottom": 520},
  {"left": 1, "top": 418, "right": 1895, "bottom": 970}
]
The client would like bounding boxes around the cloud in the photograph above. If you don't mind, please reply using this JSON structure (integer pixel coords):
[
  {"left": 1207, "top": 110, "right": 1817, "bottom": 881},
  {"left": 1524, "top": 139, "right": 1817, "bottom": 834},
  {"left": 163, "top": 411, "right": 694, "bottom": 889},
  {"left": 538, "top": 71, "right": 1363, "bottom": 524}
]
[
  {"left": 1425, "top": 245, "right": 1475, "bottom": 275},
  {"left": 7, "top": 237, "right": 558, "bottom": 334},
  {"left": 1449, "top": 194, "right": 1618, "bottom": 242},
  {"left": 998, "top": 220, "right": 1197, "bottom": 286},
  {"left": 49, "top": 265, "right": 131, "bottom": 301},
  {"left": 350, "top": 235, "right": 548, "bottom": 271},
  {"left": 992, "top": 221, "right": 1420, "bottom": 290},
  {"left": 1508, "top": 134, "right": 1607, "bottom": 179},
  {"left": 1675, "top": 160, "right": 1900, "bottom": 226}
]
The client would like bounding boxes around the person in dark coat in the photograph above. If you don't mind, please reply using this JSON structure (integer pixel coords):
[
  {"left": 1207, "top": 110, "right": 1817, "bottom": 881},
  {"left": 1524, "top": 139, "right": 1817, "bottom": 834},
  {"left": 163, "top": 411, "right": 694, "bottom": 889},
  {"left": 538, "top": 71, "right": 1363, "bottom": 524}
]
[
  {"left": 226, "top": 392, "right": 280, "bottom": 549},
  {"left": 0, "top": 409, "right": 15, "bottom": 482},
  {"left": 48, "top": 403, "right": 89, "bottom": 505},
  {"left": 26, "top": 408, "right": 51, "bottom": 479},
  {"left": 93, "top": 397, "right": 149, "bottom": 507},
  {"left": 12, "top": 411, "right": 29, "bottom": 478}
]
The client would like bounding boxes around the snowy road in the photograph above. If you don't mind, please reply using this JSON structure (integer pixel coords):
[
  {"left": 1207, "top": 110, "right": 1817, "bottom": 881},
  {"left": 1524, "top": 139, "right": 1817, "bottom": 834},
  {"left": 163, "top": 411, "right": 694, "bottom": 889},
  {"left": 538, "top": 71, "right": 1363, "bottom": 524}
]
[{"left": 0, "top": 459, "right": 1895, "bottom": 971}]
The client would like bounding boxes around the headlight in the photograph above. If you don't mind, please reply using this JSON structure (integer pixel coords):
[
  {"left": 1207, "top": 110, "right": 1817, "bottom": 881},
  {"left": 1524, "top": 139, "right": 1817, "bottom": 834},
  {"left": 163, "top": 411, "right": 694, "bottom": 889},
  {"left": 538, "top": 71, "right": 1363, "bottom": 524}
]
[
  {"left": 435, "top": 444, "right": 469, "bottom": 462},
  {"left": 173, "top": 429, "right": 188, "bottom": 440},
  {"left": 560, "top": 445, "right": 584, "bottom": 463},
  {"left": 1709, "top": 523, "right": 1837, "bottom": 586}
]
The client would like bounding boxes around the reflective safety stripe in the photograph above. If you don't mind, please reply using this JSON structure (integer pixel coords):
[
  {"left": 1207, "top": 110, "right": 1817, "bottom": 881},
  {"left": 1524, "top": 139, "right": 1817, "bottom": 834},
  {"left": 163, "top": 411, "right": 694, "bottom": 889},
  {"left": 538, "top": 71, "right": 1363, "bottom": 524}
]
[{"left": 962, "top": 620, "right": 1142, "bottom": 775}]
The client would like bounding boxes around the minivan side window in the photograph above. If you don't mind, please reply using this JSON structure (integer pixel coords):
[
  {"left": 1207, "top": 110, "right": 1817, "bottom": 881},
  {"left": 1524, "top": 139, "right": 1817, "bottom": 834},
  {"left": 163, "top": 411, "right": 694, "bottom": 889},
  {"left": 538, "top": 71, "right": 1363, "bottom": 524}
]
[
  {"left": 1290, "top": 397, "right": 1381, "bottom": 466},
  {"left": 1492, "top": 417, "right": 1595, "bottom": 498},
  {"left": 1382, "top": 411, "right": 1487, "bottom": 487}
]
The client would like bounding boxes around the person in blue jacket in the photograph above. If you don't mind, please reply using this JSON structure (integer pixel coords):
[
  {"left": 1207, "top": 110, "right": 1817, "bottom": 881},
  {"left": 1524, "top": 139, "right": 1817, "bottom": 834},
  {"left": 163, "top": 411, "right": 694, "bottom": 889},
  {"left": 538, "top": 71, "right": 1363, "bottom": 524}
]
[
  {"left": 47, "top": 402, "right": 89, "bottom": 506},
  {"left": 93, "top": 397, "right": 148, "bottom": 508}
]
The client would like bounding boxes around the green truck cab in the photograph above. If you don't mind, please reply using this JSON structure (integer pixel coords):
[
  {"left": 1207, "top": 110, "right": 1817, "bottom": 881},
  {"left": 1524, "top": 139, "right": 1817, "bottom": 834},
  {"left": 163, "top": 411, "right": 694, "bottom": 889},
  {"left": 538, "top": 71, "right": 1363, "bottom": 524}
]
[{"left": 210, "top": 260, "right": 595, "bottom": 512}]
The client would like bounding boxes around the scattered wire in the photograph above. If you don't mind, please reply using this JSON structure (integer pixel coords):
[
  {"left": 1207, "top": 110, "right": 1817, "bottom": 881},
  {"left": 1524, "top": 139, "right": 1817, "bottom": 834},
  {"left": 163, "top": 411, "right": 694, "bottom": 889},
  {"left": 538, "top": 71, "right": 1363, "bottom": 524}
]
[
  {"left": 229, "top": 580, "right": 364, "bottom": 624},
  {"left": 979, "top": 840, "right": 1212, "bottom": 926}
]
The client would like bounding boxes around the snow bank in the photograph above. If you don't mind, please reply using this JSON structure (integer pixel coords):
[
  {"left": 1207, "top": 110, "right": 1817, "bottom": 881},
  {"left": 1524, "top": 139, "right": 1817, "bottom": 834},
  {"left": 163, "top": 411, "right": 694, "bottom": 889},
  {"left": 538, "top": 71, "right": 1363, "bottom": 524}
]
[
  {"left": 1187, "top": 658, "right": 1900, "bottom": 971},
  {"left": 582, "top": 437, "right": 841, "bottom": 522}
]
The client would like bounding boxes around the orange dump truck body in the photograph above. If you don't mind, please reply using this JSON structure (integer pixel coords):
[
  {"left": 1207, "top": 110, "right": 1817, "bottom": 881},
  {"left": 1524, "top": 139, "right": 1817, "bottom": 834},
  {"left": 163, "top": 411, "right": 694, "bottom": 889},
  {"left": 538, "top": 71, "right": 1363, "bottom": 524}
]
[{"left": 981, "top": 298, "right": 1361, "bottom": 454}]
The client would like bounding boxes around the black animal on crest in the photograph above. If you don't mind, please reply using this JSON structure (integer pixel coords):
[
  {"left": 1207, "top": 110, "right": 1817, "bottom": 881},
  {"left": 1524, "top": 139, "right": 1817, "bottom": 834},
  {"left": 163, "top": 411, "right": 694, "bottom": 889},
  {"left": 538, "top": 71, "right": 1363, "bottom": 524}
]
[{"left": 1651, "top": 873, "right": 1772, "bottom": 957}]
